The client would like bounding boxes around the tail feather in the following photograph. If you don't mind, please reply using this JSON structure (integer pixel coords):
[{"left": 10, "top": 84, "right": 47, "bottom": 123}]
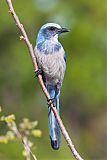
[{"left": 47, "top": 85, "right": 60, "bottom": 150}]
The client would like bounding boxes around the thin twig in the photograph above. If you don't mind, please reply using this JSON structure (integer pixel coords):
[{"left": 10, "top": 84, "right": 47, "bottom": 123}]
[
  {"left": 5, "top": 0, "right": 84, "bottom": 160},
  {"left": 7, "top": 121, "right": 37, "bottom": 160}
]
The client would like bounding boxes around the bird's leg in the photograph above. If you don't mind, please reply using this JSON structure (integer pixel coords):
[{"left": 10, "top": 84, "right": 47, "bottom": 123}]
[{"left": 34, "top": 68, "right": 42, "bottom": 77}]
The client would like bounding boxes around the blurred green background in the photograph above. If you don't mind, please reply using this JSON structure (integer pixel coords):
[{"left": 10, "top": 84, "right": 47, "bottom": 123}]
[{"left": 0, "top": 0, "right": 106, "bottom": 160}]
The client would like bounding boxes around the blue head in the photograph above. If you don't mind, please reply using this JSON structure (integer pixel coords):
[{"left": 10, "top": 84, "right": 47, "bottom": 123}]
[{"left": 36, "top": 23, "right": 69, "bottom": 44}]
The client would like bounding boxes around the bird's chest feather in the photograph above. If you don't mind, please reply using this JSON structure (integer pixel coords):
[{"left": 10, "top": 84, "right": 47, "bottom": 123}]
[{"left": 34, "top": 45, "right": 66, "bottom": 85}]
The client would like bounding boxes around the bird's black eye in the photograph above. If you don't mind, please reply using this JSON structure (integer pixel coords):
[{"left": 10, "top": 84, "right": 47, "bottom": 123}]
[{"left": 49, "top": 26, "right": 55, "bottom": 31}]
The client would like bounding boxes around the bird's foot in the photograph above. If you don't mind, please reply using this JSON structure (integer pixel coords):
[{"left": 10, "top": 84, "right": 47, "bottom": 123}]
[
  {"left": 34, "top": 69, "right": 42, "bottom": 77},
  {"left": 47, "top": 98, "right": 55, "bottom": 106}
]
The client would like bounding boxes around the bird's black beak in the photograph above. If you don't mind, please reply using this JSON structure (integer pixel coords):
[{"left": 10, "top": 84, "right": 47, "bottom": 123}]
[{"left": 58, "top": 27, "right": 70, "bottom": 34}]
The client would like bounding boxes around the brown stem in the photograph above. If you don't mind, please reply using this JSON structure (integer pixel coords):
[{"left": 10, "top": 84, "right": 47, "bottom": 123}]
[{"left": 5, "top": 0, "right": 84, "bottom": 160}]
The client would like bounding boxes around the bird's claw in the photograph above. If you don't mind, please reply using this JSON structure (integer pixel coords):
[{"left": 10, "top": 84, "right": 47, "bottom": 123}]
[
  {"left": 47, "top": 98, "right": 55, "bottom": 106},
  {"left": 34, "top": 69, "right": 42, "bottom": 77}
]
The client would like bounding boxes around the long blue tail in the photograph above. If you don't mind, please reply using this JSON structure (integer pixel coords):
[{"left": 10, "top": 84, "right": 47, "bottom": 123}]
[{"left": 47, "top": 85, "right": 60, "bottom": 150}]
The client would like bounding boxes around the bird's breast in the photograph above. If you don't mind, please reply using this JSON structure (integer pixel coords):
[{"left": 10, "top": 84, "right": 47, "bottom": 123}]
[{"left": 34, "top": 47, "right": 66, "bottom": 85}]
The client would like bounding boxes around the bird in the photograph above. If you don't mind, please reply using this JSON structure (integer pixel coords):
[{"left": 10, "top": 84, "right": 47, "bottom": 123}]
[{"left": 34, "top": 23, "right": 69, "bottom": 150}]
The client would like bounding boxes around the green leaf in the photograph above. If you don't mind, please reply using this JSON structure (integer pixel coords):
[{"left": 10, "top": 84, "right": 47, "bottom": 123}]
[
  {"left": 31, "top": 129, "right": 42, "bottom": 138},
  {"left": 1, "top": 114, "right": 16, "bottom": 123}
]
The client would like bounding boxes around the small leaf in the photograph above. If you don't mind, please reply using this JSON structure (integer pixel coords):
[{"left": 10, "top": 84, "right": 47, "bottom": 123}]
[
  {"left": 1, "top": 116, "right": 5, "bottom": 121},
  {"left": 5, "top": 114, "right": 16, "bottom": 123},
  {"left": 1, "top": 114, "right": 15, "bottom": 123},
  {"left": 22, "top": 150, "right": 29, "bottom": 157},
  {"left": 19, "top": 118, "right": 38, "bottom": 131},
  {"left": 20, "top": 35, "right": 24, "bottom": 40},
  {"left": 0, "top": 136, "right": 8, "bottom": 144},
  {"left": 6, "top": 131, "right": 15, "bottom": 140},
  {"left": 31, "top": 129, "right": 42, "bottom": 138},
  {"left": 28, "top": 140, "right": 33, "bottom": 148}
]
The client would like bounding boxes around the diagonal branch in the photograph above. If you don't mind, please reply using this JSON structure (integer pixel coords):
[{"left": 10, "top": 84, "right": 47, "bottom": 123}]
[
  {"left": 5, "top": 0, "right": 84, "bottom": 160},
  {"left": 7, "top": 121, "right": 37, "bottom": 160}
]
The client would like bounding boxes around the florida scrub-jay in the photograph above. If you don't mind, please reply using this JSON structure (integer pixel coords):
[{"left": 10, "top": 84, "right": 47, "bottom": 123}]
[{"left": 34, "top": 23, "right": 69, "bottom": 150}]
